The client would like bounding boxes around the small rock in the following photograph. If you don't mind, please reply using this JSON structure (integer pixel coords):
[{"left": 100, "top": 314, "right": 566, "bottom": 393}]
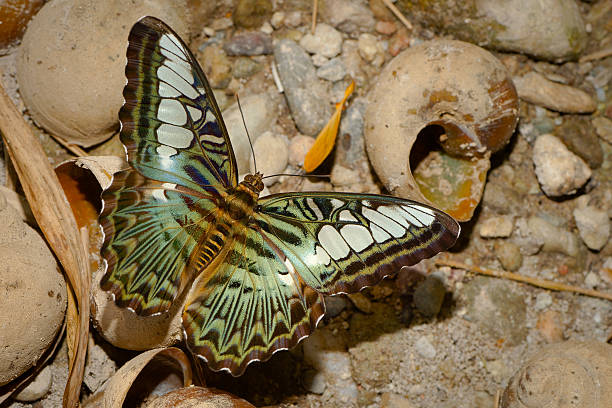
[
  {"left": 574, "top": 204, "right": 610, "bottom": 251},
  {"left": 526, "top": 216, "right": 580, "bottom": 257},
  {"left": 252, "top": 132, "right": 289, "bottom": 185},
  {"left": 514, "top": 72, "right": 596, "bottom": 113},
  {"left": 413, "top": 275, "right": 446, "bottom": 317},
  {"left": 84, "top": 337, "right": 117, "bottom": 392},
  {"left": 337, "top": 98, "right": 367, "bottom": 166},
  {"left": 555, "top": 115, "right": 602, "bottom": 168},
  {"left": 494, "top": 241, "right": 523, "bottom": 271},
  {"left": 316, "top": 57, "right": 347, "bottom": 82},
  {"left": 536, "top": 310, "right": 564, "bottom": 343},
  {"left": 485, "top": 359, "right": 511, "bottom": 383},
  {"left": 375, "top": 20, "right": 397, "bottom": 35},
  {"left": 600, "top": 257, "right": 612, "bottom": 283},
  {"left": 380, "top": 392, "right": 416, "bottom": 408},
  {"left": 232, "top": 57, "right": 262, "bottom": 78},
  {"left": 260, "top": 21, "right": 273, "bottom": 34},
  {"left": 414, "top": 335, "right": 436, "bottom": 359},
  {"left": 274, "top": 39, "right": 332, "bottom": 135},
  {"left": 199, "top": 45, "right": 232, "bottom": 88},
  {"left": 330, "top": 164, "right": 359, "bottom": 187},
  {"left": 302, "top": 369, "right": 326, "bottom": 394},
  {"left": 270, "top": 11, "right": 285, "bottom": 29},
  {"left": 14, "top": 366, "right": 52, "bottom": 402},
  {"left": 288, "top": 134, "right": 315, "bottom": 167},
  {"left": 223, "top": 31, "right": 272, "bottom": 56},
  {"left": 323, "top": 295, "right": 349, "bottom": 318},
  {"left": 347, "top": 292, "right": 372, "bottom": 314},
  {"left": 210, "top": 17, "right": 233, "bottom": 31},
  {"left": 479, "top": 216, "right": 513, "bottom": 238},
  {"left": 320, "top": 0, "right": 376, "bottom": 33},
  {"left": 584, "top": 271, "right": 600, "bottom": 288},
  {"left": 388, "top": 27, "right": 410, "bottom": 57},
  {"left": 233, "top": 0, "right": 272, "bottom": 28},
  {"left": 593, "top": 116, "right": 612, "bottom": 145},
  {"left": 534, "top": 292, "right": 552, "bottom": 311},
  {"left": 299, "top": 23, "right": 343, "bottom": 58},
  {"left": 284, "top": 11, "right": 303, "bottom": 27},
  {"left": 358, "top": 33, "right": 383, "bottom": 64},
  {"left": 311, "top": 53, "right": 329, "bottom": 67},
  {"left": 533, "top": 134, "right": 591, "bottom": 197}
]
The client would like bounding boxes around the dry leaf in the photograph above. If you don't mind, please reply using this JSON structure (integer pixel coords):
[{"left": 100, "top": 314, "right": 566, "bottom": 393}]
[{"left": 303, "top": 80, "right": 355, "bottom": 172}]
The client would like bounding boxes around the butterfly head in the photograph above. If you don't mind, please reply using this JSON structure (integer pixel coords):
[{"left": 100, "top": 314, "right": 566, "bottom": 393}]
[{"left": 242, "top": 172, "right": 264, "bottom": 193}]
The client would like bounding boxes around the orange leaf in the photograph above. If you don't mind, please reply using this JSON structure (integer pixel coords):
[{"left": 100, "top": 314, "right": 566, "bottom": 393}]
[{"left": 303, "top": 80, "right": 355, "bottom": 172}]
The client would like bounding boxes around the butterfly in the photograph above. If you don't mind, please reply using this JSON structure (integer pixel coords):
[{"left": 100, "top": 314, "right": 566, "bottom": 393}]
[{"left": 100, "top": 16, "right": 460, "bottom": 377}]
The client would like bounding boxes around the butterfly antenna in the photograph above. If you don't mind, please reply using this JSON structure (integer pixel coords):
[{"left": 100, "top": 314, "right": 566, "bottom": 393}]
[{"left": 236, "top": 94, "right": 257, "bottom": 173}]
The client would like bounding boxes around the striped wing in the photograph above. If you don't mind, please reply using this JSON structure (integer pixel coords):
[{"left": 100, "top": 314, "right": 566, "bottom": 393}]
[
  {"left": 254, "top": 192, "right": 460, "bottom": 295},
  {"left": 183, "top": 224, "right": 324, "bottom": 376},
  {"left": 100, "top": 17, "right": 236, "bottom": 315}
]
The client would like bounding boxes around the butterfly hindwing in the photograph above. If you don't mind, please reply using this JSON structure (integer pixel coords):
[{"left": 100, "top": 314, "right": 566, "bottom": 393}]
[
  {"left": 183, "top": 223, "right": 324, "bottom": 376},
  {"left": 254, "top": 192, "right": 460, "bottom": 295}
]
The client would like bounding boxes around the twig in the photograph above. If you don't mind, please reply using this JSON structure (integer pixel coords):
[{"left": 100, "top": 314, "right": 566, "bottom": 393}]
[
  {"left": 51, "top": 134, "right": 88, "bottom": 157},
  {"left": 436, "top": 259, "right": 612, "bottom": 302},
  {"left": 382, "top": 0, "right": 413, "bottom": 31},
  {"left": 311, "top": 0, "right": 318, "bottom": 34},
  {"left": 494, "top": 389, "right": 501, "bottom": 408},
  {"left": 579, "top": 46, "right": 612, "bottom": 63}
]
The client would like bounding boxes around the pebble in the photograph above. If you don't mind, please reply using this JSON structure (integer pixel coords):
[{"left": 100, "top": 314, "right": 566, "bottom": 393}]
[
  {"left": 574, "top": 202, "right": 610, "bottom": 251},
  {"left": 270, "top": 11, "right": 285, "bottom": 28},
  {"left": 556, "top": 115, "right": 602, "bottom": 169},
  {"left": 323, "top": 295, "right": 349, "bottom": 318},
  {"left": 526, "top": 216, "right": 579, "bottom": 257},
  {"left": 319, "top": 0, "right": 376, "bottom": 33},
  {"left": 585, "top": 271, "right": 600, "bottom": 288},
  {"left": 232, "top": 57, "right": 262, "bottom": 78},
  {"left": 316, "top": 57, "right": 346, "bottom": 82},
  {"left": 299, "top": 23, "right": 343, "bottom": 58},
  {"left": 347, "top": 292, "right": 372, "bottom": 314},
  {"left": 223, "top": 93, "right": 277, "bottom": 173},
  {"left": 485, "top": 359, "right": 511, "bottom": 383},
  {"left": 388, "top": 27, "right": 410, "bottom": 56},
  {"left": 288, "top": 134, "right": 315, "bottom": 167},
  {"left": 223, "top": 31, "right": 272, "bottom": 56},
  {"left": 532, "top": 134, "right": 591, "bottom": 197},
  {"left": 259, "top": 21, "right": 273, "bottom": 34},
  {"left": 252, "top": 131, "right": 289, "bottom": 185},
  {"left": 84, "top": 337, "right": 117, "bottom": 392},
  {"left": 534, "top": 292, "right": 553, "bottom": 310},
  {"left": 414, "top": 335, "right": 436, "bottom": 359},
  {"left": 274, "top": 39, "right": 331, "bottom": 136},
  {"left": 233, "top": 0, "right": 272, "bottom": 28},
  {"left": 479, "top": 216, "right": 513, "bottom": 238},
  {"left": 494, "top": 241, "right": 523, "bottom": 271},
  {"left": 338, "top": 98, "right": 367, "bottom": 166},
  {"left": 330, "top": 164, "right": 359, "bottom": 187},
  {"left": 302, "top": 369, "right": 326, "bottom": 394},
  {"left": 413, "top": 275, "right": 446, "bottom": 317},
  {"left": 514, "top": 72, "right": 596, "bottom": 113},
  {"left": 358, "top": 33, "right": 384, "bottom": 66},
  {"left": 199, "top": 44, "right": 232, "bottom": 88},
  {"left": 536, "top": 310, "right": 564, "bottom": 343},
  {"left": 380, "top": 392, "right": 416, "bottom": 408},
  {"left": 593, "top": 116, "right": 612, "bottom": 144},
  {"left": 375, "top": 21, "right": 397, "bottom": 35},
  {"left": 311, "top": 53, "right": 328, "bottom": 67},
  {"left": 14, "top": 366, "right": 52, "bottom": 402},
  {"left": 210, "top": 17, "right": 233, "bottom": 31}
]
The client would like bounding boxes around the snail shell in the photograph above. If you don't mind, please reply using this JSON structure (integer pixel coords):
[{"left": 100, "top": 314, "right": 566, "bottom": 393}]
[
  {"left": 364, "top": 40, "right": 519, "bottom": 221},
  {"left": 500, "top": 340, "right": 612, "bottom": 408}
]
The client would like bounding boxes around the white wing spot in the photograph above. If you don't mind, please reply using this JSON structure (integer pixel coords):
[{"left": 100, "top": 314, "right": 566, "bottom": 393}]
[
  {"left": 330, "top": 199, "right": 344, "bottom": 211},
  {"left": 379, "top": 206, "right": 413, "bottom": 228},
  {"left": 340, "top": 224, "right": 373, "bottom": 252},
  {"left": 164, "top": 59, "right": 194, "bottom": 85},
  {"left": 160, "top": 34, "right": 186, "bottom": 59},
  {"left": 339, "top": 210, "right": 357, "bottom": 222},
  {"left": 157, "top": 65, "right": 198, "bottom": 99},
  {"left": 157, "top": 123, "right": 193, "bottom": 149},
  {"left": 318, "top": 225, "right": 350, "bottom": 260},
  {"left": 370, "top": 223, "right": 392, "bottom": 243},
  {"left": 406, "top": 205, "right": 436, "bottom": 226},
  {"left": 186, "top": 106, "right": 202, "bottom": 122},
  {"left": 158, "top": 98, "right": 187, "bottom": 126},
  {"left": 307, "top": 198, "right": 323, "bottom": 220},
  {"left": 362, "top": 207, "right": 405, "bottom": 238},
  {"left": 162, "top": 182, "right": 177, "bottom": 190},
  {"left": 305, "top": 245, "right": 331, "bottom": 267},
  {"left": 152, "top": 188, "right": 167, "bottom": 202},
  {"left": 158, "top": 81, "right": 180, "bottom": 97},
  {"left": 156, "top": 144, "right": 178, "bottom": 157}
]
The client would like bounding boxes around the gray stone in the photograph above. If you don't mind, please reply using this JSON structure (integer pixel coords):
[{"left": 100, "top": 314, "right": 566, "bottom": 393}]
[
  {"left": 337, "top": 97, "right": 367, "bottom": 166},
  {"left": 593, "top": 116, "right": 612, "bottom": 145},
  {"left": 320, "top": 0, "right": 375, "bottom": 33},
  {"left": 224, "top": 31, "right": 272, "bottom": 56},
  {"left": 479, "top": 216, "right": 513, "bottom": 238},
  {"left": 534, "top": 292, "right": 552, "bottom": 311},
  {"left": 323, "top": 294, "right": 349, "bottom": 318},
  {"left": 252, "top": 131, "right": 289, "bottom": 185},
  {"left": 274, "top": 39, "right": 332, "bottom": 136},
  {"left": 288, "top": 134, "right": 315, "bottom": 167},
  {"left": 316, "top": 57, "right": 346, "bottom": 82},
  {"left": 574, "top": 204, "right": 610, "bottom": 251},
  {"left": 414, "top": 336, "right": 436, "bottom": 359},
  {"left": 14, "top": 366, "right": 52, "bottom": 402},
  {"left": 413, "top": 275, "right": 446, "bottom": 317},
  {"left": 232, "top": 57, "right": 262, "bottom": 78},
  {"left": 299, "top": 23, "right": 343, "bottom": 58},
  {"left": 526, "top": 216, "right": 580, "bottom": 257},
  {"left": 302, "top": 369, "right": 326, "bottom": 394},
  {"left": 533, "top": 134, "right": 591, "bottom": 197},
  {"left": 494, "top": 241, "right": 523, "bottom": 271}
]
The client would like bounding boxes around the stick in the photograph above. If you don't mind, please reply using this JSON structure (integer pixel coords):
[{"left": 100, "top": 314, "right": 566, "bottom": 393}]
[
  {"left": 382, "top": 0, "right": 413, "bottom": 31},
  {"left": 435, "top": 259, "right": 612, "bottom": 302},
  {"left": 579, "top": 46, "right": 612, "bottom": 63},
  {"left": 51, "top": 134, "right": 88, "bottom": 157},
  {"left": 311, "top": 0, "right": 318, "bottom": 34}
]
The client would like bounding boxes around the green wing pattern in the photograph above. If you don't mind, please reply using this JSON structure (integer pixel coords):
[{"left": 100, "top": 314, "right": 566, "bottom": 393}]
[
  {"left": 255, "top": 192, "right": 460, "bottom": 295},
  {"left": 183, "top": 224, "right": 324, "bottom": 376}
]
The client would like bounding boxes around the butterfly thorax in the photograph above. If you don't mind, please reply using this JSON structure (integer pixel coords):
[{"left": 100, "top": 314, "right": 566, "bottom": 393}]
[{"left": 224, "top": 172, "right": 264, "bottom": 222}]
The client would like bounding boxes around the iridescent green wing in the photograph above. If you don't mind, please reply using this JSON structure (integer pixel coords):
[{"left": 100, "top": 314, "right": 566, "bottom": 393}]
[
  {"left": 183, "top": 223, "right": 325, "bottom": 376},
  {"left": 254, "top": 192, "right": 460, "bottom": 295},
  {"left": 100, "top": 17, "right": 237, "bottom": 315}
]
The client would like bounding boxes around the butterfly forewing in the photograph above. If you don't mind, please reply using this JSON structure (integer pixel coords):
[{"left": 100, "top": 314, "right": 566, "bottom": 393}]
[{"left": 255, "top": 192, "right": 460, "bottom": 295}]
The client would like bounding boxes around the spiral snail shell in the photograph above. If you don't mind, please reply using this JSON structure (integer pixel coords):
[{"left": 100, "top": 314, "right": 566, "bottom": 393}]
[{"left": 364, "top": 40, "right": 519, "bottom": 221}]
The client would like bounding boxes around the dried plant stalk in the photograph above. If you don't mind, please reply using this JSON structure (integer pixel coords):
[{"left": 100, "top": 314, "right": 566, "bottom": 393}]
[{"left": 0, "top": 82, "right": 90, "bottom": 407}]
